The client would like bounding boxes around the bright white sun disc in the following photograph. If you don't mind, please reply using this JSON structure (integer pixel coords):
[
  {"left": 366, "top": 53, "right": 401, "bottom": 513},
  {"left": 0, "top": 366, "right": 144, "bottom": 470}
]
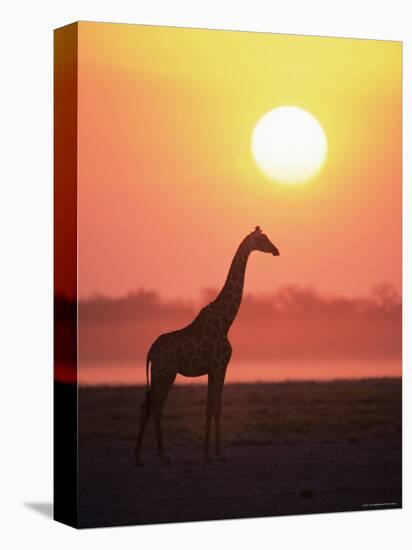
[{"left": 251, "top": 106, "right": 328, "bottom": 184}]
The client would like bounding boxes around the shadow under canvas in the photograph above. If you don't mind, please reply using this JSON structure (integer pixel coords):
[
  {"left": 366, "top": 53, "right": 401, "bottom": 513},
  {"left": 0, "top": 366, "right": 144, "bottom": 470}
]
[{"left": 24, "top": 502, "right": 53, "bottom": 519}]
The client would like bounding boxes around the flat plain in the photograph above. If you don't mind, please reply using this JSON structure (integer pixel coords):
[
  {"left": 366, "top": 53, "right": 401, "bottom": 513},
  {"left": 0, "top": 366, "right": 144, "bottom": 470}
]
[{"left": 78, "top": 378, "right": 402, "bottom": 528}]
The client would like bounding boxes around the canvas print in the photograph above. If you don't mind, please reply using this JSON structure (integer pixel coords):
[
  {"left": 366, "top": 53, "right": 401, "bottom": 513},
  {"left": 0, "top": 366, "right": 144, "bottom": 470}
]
[{"left": 54, "top": 22, "right": 402, "bottom": 528}]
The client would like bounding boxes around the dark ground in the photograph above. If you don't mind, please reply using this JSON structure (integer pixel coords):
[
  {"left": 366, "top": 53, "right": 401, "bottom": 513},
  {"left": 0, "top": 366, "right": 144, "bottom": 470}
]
[{"left": 78, "top": 378, "right": 402, "bottom": 528}]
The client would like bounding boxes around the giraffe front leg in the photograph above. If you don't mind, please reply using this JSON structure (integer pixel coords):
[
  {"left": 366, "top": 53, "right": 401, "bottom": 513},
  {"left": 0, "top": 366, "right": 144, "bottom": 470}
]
[
  {"left": 213, "top": 366, "right": 227, "bottom": 462},
  {"left": 204, "top": 372, "right": 215, "bottom": 462}
]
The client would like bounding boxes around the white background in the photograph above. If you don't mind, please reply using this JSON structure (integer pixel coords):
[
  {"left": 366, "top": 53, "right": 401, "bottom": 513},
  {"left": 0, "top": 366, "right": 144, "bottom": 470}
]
[{"left": 0, "top": 0, "right": 410, "bottom": 548}]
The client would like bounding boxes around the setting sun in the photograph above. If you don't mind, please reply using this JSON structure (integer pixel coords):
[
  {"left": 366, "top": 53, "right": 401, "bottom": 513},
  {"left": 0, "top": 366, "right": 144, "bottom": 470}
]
[{"left": 251, "top": 106, "right": 328, "bottom": 184}]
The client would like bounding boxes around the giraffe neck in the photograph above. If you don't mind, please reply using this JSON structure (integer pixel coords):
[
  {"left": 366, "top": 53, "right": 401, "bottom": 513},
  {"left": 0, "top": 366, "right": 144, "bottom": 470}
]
[{"left": 212, "top": 237, "right": 252, "bottom": 331}]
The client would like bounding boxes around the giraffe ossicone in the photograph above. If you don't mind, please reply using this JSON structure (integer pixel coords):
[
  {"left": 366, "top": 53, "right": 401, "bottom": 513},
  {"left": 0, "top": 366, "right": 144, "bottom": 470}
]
[{"left": 134, "top": 227, "right": 280, "bottom": 465}]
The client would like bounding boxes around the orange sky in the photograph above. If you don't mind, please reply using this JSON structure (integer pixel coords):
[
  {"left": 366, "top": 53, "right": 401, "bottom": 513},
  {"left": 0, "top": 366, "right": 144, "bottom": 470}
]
[{"left": 77, "top": 23, "right": 402, "bottom": 300}]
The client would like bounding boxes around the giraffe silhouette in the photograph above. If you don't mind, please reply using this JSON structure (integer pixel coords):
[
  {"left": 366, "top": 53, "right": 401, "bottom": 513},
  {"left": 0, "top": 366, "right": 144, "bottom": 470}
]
[{"left": 134, "top": 226, "right": 279, "bottom": 465}]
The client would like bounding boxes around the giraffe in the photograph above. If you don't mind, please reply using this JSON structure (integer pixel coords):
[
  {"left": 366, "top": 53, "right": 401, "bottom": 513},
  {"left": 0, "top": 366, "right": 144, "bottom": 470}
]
[{"left": 134, "top": 226, "right": 279, "bottom": 465}]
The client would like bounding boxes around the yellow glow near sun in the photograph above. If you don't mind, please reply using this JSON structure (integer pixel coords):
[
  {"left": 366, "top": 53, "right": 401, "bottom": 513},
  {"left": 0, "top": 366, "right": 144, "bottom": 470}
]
[{"left": 251, "top": 106, "right": 328, "bottom": 185}]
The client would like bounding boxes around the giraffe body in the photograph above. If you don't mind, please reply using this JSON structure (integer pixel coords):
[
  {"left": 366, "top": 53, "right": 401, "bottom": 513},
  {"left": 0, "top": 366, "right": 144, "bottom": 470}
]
[
  {"left": 134, "top": 227, "right": 279, "bottom": 465},
  {"left": 149, "top": 305, "right": 232, "bottom": 377}
]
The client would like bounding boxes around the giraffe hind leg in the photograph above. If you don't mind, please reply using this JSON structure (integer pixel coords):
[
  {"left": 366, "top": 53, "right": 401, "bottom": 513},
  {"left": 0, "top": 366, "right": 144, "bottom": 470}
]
[
  {"left": 150, "top": 365, "right": 176, "bottom": 465},
  {"left": 134, "top": 391, "right": 151, "bottom": 466}
]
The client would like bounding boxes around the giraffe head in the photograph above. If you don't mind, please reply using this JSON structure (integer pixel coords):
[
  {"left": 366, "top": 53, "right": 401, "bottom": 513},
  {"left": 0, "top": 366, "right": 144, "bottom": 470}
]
[{"left": 249, "top": 226, "right": 279, "bottom": 256}]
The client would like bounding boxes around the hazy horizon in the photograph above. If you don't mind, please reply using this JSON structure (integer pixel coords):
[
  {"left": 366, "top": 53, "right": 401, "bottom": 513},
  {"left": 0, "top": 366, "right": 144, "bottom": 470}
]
[{"left": 55, "top": 283, "right": 401, "bottom": 384}]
